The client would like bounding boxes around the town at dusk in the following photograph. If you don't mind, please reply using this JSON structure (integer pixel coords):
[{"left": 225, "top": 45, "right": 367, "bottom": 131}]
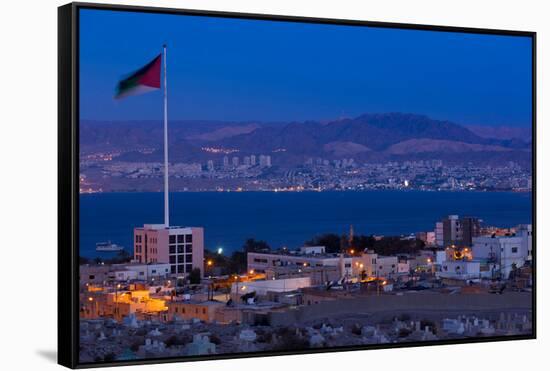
[{"left": 77, "top": 7, "right": 533, "bottom": 364}]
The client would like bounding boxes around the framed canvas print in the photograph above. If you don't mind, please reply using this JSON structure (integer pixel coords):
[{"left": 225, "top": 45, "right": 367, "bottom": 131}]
[{"left": 58, "top": 2, "right": 536, "bottom": 368}]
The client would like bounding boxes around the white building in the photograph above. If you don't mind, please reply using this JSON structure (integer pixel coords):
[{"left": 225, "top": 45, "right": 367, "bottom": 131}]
[
  {"left": 472, "top": 231, "right": 531, "bottom": 278},
  {"left": 299, "top": 246, "right": 326, "bottom": 255},
  {"left": 232, "top": 277, "right": 312, "bottom": 296},
  {"left": 248, "top": 249, "right": 371, "bottom": 280},
  {"left": 111, "top": 263, "right": 171, "bottom": 281},
  {"left": 377, "top": 256, "right": 397, "bottom": 276},
  {"left": 516, "top": 224, "right": 533, "bottom": 262},
  {"left": 259, "top": 155, "right": 272, "bottom": 168},
  {"left": 437, "top": 260, "right": 481, "bottom": 280}
]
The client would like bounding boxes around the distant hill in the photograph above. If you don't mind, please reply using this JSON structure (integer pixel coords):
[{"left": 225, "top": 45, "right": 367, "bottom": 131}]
[
  {"left": 466, "top": 124, "right": 533, "bottom": 141},
  {"left": 80, "top": 113, "right": 532, "bottom": 167}
]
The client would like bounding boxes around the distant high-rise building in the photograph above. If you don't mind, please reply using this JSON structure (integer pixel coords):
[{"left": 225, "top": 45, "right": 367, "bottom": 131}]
[
  {"left": 435, "top": 215, "right": 481, "bottom": 247},
  {"left": 461, "top": 216, "right": 482, "bottom": 246},
  {"left": 250, "top": 155, "right": 256, "bottom": 166},
  {"left": 223, "top": 156, "right": 229, "bottom": 168},
  {"left": 232, "top": 156, "right": 239, "bottom": 167},
  {"left": 243, "top": 156, "right": 251, "bottom": 166},
  {"left": 259, "top": 155, "right": 272, "bottom": 168},
  {"left": 207, "top": 160, "right": 214, "bottom": 171}
]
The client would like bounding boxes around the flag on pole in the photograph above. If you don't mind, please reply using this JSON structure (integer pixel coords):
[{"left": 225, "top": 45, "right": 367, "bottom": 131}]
[{"left": 115, "top": 54, "right": 161, "bottom": 99}]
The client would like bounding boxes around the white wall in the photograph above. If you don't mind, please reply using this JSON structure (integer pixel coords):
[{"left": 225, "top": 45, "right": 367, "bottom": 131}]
[
  {"left": 232, "top": 277, "right": 312, "bottom": 295},
  {"left": 1, "top": 1, "right": 547, "bottom": 371}
]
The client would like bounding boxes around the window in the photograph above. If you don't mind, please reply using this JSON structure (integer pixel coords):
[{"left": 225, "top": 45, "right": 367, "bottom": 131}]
[
  {"left": 169, "top": 256, "right": 176, "bottom": 264},
  {"left": 254, "top": 258, "right": 268, "bottom": 263},
  {"left": 177, "top": 264, "right": 184, "bottom": 273},
  {"left": 185, "top": 245, "right": 192, "bottom": 253},
  {"left": 89, "top": 275, "right": 95, "bottom": 280},
  {"left": 171, "top": 265, "right": 176, "bottom": 274},
  {"left": 511, "top": 247, "right": 518, "bottom": 253},
  {"left": 169, "top": 245, "right": 176, "bottom": 254},
  {"left": 177, "top": 235, "right": 184, "bottom": 244},
  {"left": 177, "top": 255, "right": 184, "bottom": 263},
  {"left": 152, "top": 269, "right": 156, "bottom": 274},
  {"left": 185, "top": 253, "right": 192, "bottom": 262},
  {"left": 202, "top": 308, "right": 206, "bottom": 314},
  {"left": 186, "top": 263, "right": 193, "bottom": 272},
  {"left": 169, "top": 235, "right": 176, "bottom": 244},
  {"left": 177, "top": 245, "right": 184, "bottom": 254},
  {"left": 186, "top": 234, "right": 193, "bottom": 243}
]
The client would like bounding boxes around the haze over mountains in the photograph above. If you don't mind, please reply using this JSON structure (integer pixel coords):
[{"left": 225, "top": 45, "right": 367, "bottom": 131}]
[{"left": 80, "top": 113, "right": 532, "bottom": 168}]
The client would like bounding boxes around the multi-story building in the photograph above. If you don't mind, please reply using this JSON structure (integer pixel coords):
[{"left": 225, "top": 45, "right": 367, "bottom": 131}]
[
  {"left": 461, "top": 217, "right": 482, "bottom": 246},
  {"left": 248, "top": 246, "right": 380, "bottom": 281},
  {"left": 259, "top": 155, "right": 272, "bottom": 168},
  {"left": 375, "top": 256, "right": 409, "bottom": 279},
  {"left": 134, "top": 224, "right": 204, "bottom": 277},
  {"left": 472, "top": 230, "right": 531, "bottom": 278},
  {"left": 435, "top": 215, "right": 481, "bottom": 247},
  {"left": 516, "top": 224, "right": 533, "bottom": 262}
]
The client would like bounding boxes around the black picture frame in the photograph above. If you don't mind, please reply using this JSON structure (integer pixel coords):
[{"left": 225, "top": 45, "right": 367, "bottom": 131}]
[{"left": 58, "top": 2, "right": 537, "bottom": 368}]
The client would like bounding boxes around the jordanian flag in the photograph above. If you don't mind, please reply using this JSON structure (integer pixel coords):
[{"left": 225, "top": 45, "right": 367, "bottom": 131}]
[{"left": 115, "top": 54, "right": 161, "bottom": 99}]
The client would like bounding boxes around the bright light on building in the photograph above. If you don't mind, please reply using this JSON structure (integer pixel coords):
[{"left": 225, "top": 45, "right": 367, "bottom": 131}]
[{"left": 217, "top": 247, "right": 223, "bottom": 254}]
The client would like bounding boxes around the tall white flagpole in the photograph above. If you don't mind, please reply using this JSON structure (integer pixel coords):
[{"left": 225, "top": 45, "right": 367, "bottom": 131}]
[{"left": 163, "top": 44, "right": 170, "bottom": 227}]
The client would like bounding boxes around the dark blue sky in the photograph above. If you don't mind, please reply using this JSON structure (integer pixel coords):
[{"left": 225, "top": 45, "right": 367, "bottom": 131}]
[{"left": 79, "top": 8, "right": 532, "bottom": 127}]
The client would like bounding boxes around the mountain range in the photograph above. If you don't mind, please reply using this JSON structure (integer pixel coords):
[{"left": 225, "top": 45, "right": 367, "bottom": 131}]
[{"left": 80, "top": 113, "right": 532, "bottom": 167}]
